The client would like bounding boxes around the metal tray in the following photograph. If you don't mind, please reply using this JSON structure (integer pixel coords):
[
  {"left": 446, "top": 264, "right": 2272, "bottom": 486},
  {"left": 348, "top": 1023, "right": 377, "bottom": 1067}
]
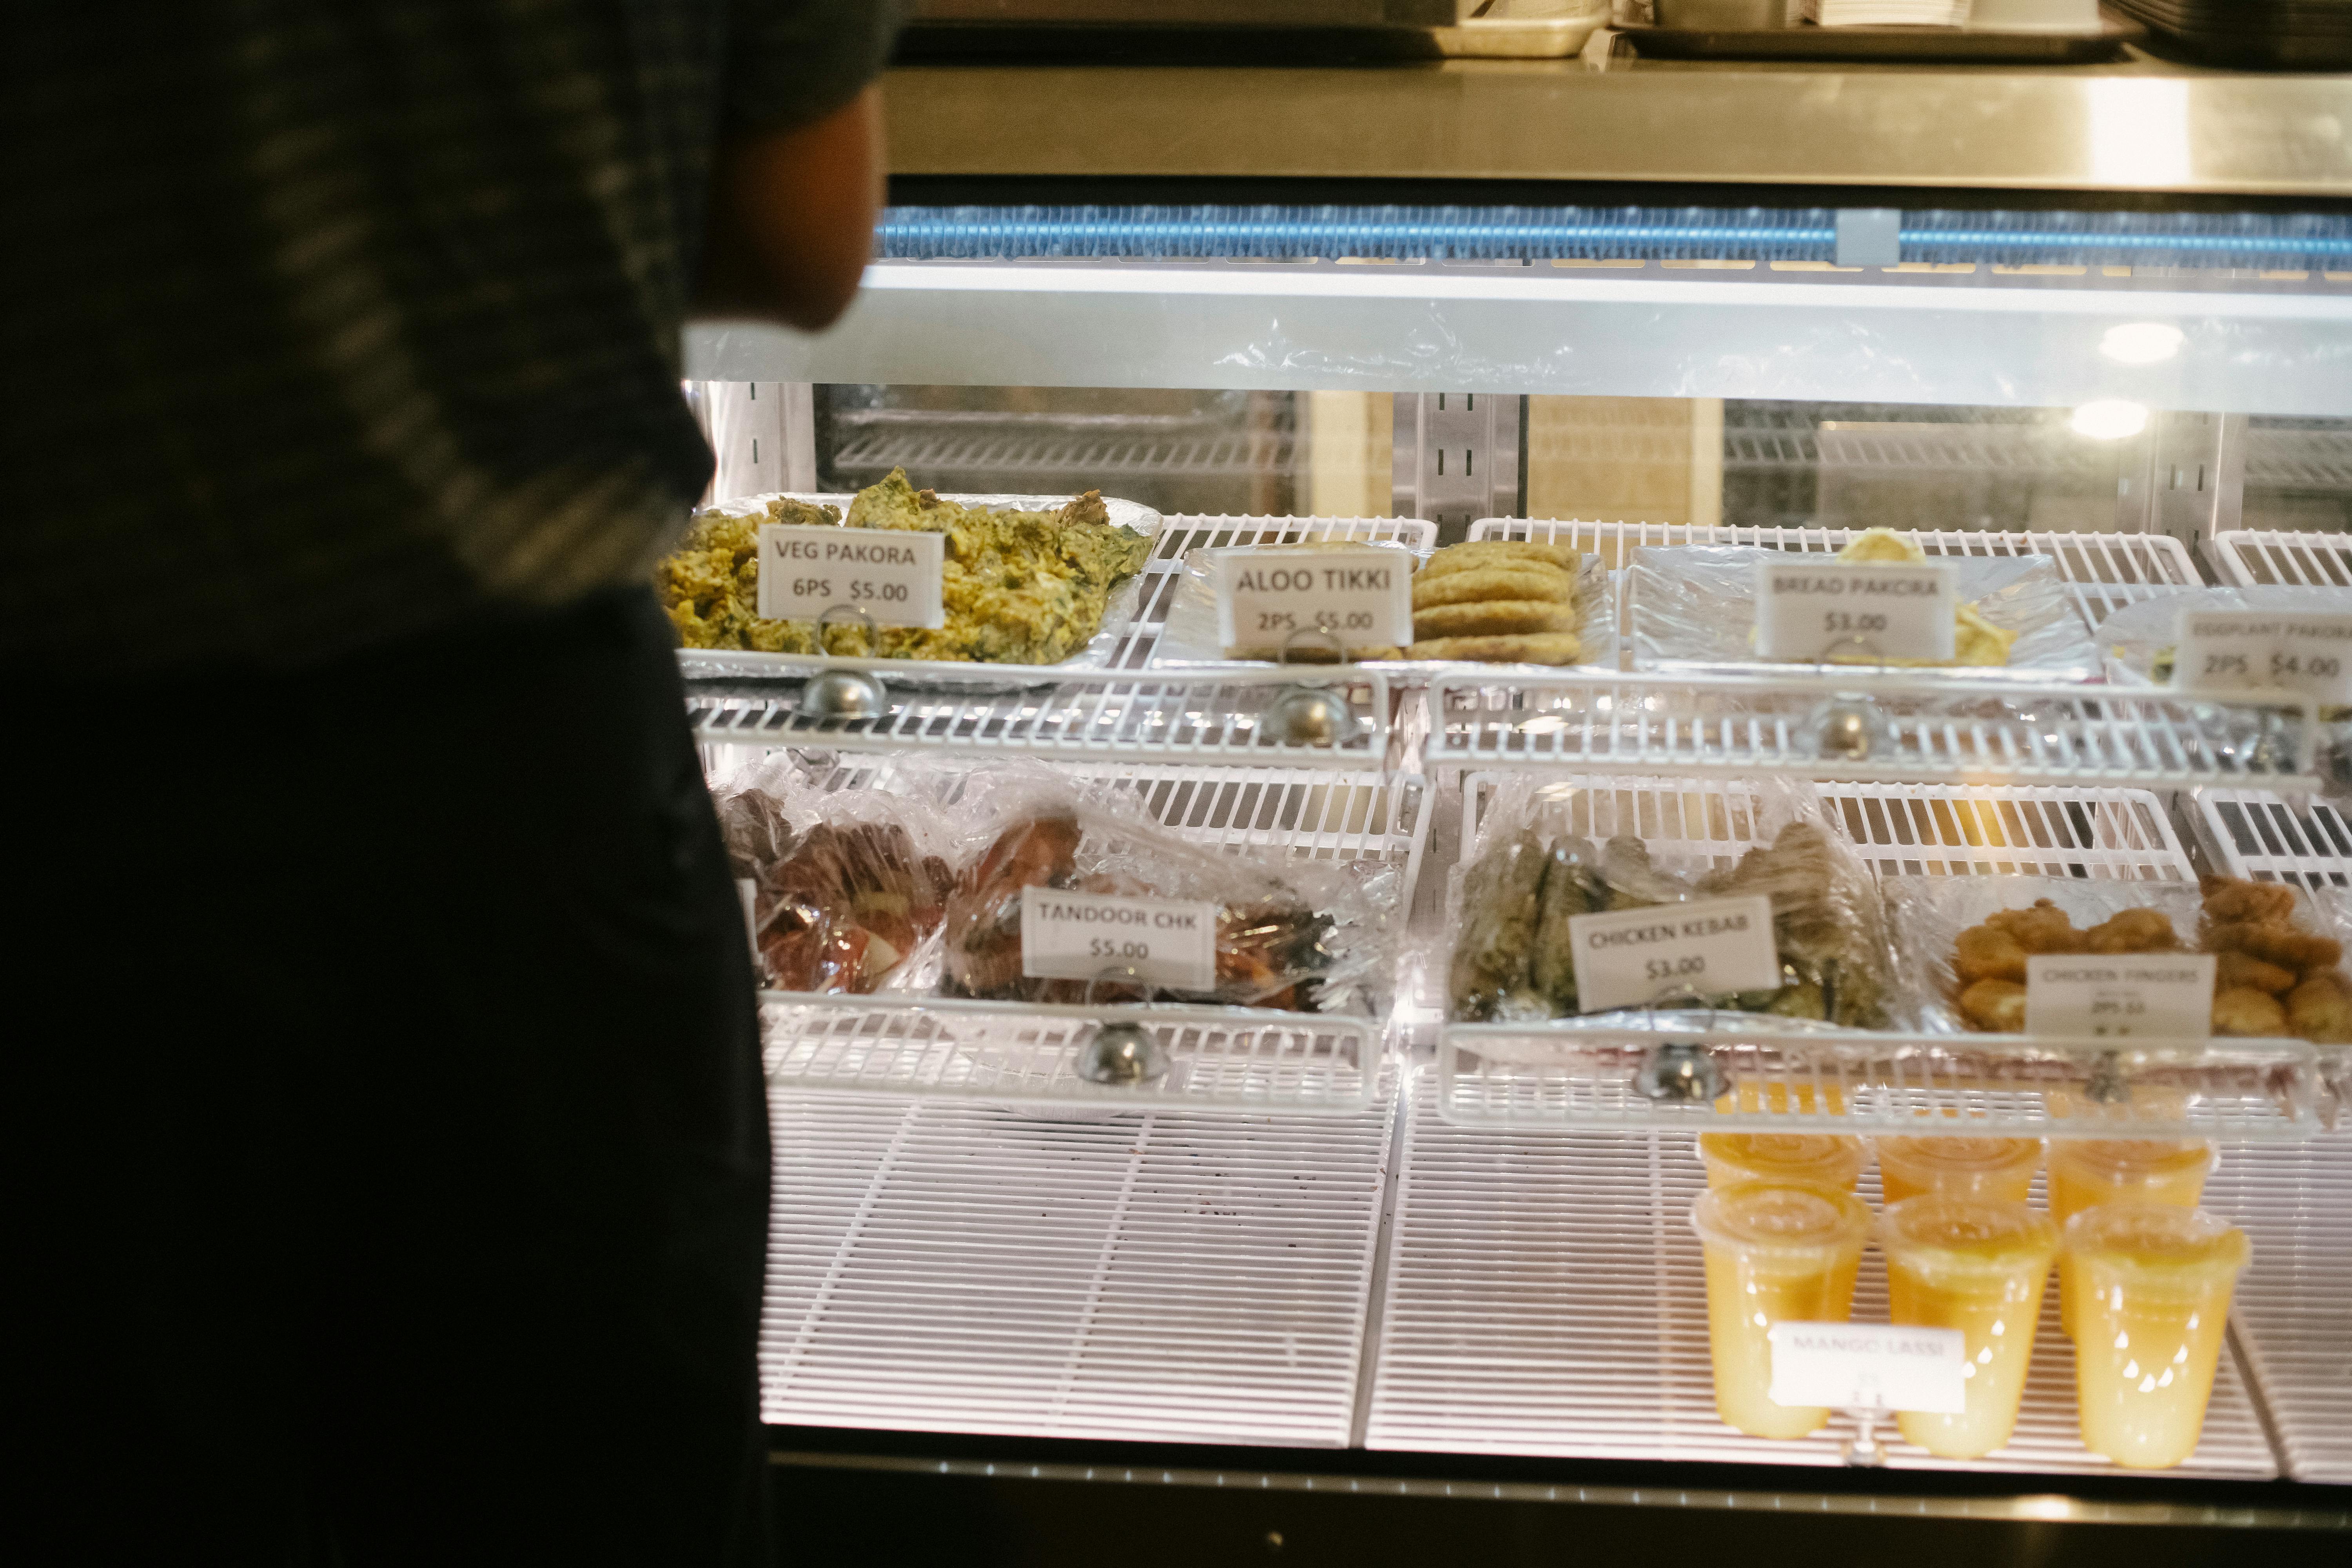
[{"left": 1618, "top": 16, "right": 2140, "bottom": 59}]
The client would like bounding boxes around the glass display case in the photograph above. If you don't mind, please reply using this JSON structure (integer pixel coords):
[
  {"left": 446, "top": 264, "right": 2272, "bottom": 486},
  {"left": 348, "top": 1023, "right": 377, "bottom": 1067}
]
[{"left": 682, "top": 38, "right": 2352, "bottom": 1555}]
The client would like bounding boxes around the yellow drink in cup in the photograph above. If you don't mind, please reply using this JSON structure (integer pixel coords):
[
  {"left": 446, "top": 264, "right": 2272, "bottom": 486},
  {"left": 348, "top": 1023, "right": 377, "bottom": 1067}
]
[
  {"left": 2065, "top": 1204, "right": 2250, "bottom": 1469},
  {"left": 1880, "top": 1198, "right": 2059, "bottom": 1459},
  {"left": 1876, "top": 1136, "right": 2042, "bottom": 1207},
  {"left": 1698, "top": 1132, "right": 1869, "bottom": 1194},
  {"left": 1690, "top": 1181, "right": 1874, "bottom": 1439},
  {"left": 2048, "top": 1140, "right": 2215, "bottom": 1336}
]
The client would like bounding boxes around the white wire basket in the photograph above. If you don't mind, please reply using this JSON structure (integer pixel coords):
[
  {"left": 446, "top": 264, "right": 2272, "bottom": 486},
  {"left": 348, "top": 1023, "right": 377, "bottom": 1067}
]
[
  {"left": 2212, "top": 528, "right": 2352, "bottom": 590},
  {"left": 2187, "top": 788, "right": 2352, "bottom": 890}
]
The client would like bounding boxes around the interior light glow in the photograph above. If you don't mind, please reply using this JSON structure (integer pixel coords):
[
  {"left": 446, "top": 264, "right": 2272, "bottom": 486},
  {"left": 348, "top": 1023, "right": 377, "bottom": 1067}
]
[
  {"left": 2100, "top": 322, "right": 2184, "bottom": 365},
  {"left": 2070, "top": 399, "right": 2149, "bottom": 440}
]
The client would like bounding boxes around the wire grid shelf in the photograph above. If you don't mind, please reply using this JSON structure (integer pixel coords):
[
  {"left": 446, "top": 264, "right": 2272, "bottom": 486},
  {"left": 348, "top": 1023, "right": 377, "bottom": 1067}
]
[
  {"left": 754, "top": 763, "right": 1428, "bottom": 1113},
  {"left": 761, "top": 1089, "right": 1391, "bottom": 1445},
  {"left": 1363, "top": 1083, "right": 2278, "bottom": 1477},
  {"left": 2212, "top": 529, "right": 2352, "bottom": 589},
  {"left": 1426, "top": 671, "right": 2324, "bottom": 790},
  {"left": 1820, "top": 783, "right": 2196, "bottom": 882},
  {"left": 829, "top": 424, "right": 1298, "bottom": 483},
  {"left": 2204, "top": 1137, "right": 2352, "bottom": 1483},
  {"left": 1470, "top": 518, "right": 2200, "bottom": 639},
  {"left": 2188, "top": 788, "right": 2352, "bottom": 890}
]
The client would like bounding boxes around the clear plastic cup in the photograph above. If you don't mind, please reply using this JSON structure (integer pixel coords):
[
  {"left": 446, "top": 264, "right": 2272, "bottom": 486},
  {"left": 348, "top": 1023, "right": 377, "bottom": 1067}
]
[
  {"left": 1698, "top": 1132, "right": 1869, "bottom": 1194},
  {"left": 2048, "top": 1140, "right": 2214, "bottom": 1336},
  {"left": 1876, "top": 1136, "right": 2043, "bottom": 1207},
  {"left": 1880, "top": 1197, "right": 2060, "bottom": 1459},
  {"left": 2065, "top": 1204, "right": 2250, "bottom": 1469},
  {"left": 1690, "top": 1181, "right": 1875, "bottom": 1439}
]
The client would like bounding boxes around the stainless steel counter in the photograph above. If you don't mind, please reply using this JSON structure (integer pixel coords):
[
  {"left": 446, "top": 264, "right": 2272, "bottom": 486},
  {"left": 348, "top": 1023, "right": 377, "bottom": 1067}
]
[{"left": 881, "top": 52, "right": 2352, "bottom": 198}]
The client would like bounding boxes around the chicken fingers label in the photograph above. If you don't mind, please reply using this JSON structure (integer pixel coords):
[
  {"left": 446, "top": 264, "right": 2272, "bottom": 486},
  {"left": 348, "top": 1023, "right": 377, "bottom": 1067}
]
[
  {"left": 757, "top": 524, "right": 946, "bottom": 629},
  {"left": 2174, "top": 608, "right": 2352, "bottom": 705},
  {"left": 1566, "top": 894, "right": 1781, "bottom": 1015},
  {"left": 1021, "top": 889, "right": 1218, "bottom": 993},
  {"left": 2024, "top": 954, "right": 2216, "bottom": 1040},
  {"left": 1769, "top": 1323, "right": 1967, "bottom": 1415},
  {"left": 1216, "top": 546, "right": 1412, "bottom": 657},
  {"left": 1756, "top": 561, "right": 1956, "bottom": 662}
]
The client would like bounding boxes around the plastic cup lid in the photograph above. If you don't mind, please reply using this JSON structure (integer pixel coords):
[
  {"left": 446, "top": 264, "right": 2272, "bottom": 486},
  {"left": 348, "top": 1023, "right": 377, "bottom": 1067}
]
[
  {"left": 2061, "top": 1203, "right": 2250, "bottom": 1279},
  {"left": 1877, "top": 1134, "right": 2043, "bottom": 1177},
  {"left": 1879, "top": 1196, "right": 2059, "bottom": 1277},
  {"left": 2049, "top": 1138, "right": 2215, "bottom": 1181},
  {"left": 1697, "top": 1132, "right": 1869, "bottom": 1187},
  {"left": 1690, "top": 1180, "right": 1874, "bottom": 1259}
]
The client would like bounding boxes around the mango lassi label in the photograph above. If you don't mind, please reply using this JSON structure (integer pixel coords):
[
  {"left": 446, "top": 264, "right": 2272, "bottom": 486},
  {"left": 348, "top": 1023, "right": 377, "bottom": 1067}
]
[
  {"left": 2024, "top": 954, "right": 2216, "bottom": 1040},
  {"left": 1768, "top": 1322, "right": 1966, "bottom": 1414}
]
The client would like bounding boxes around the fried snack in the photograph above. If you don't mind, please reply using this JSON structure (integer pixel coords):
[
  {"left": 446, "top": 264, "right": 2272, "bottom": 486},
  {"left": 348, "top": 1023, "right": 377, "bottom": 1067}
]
[
  {"left": 2287, "top": 971, "right": 2352, "bottom": 1044},
  {"left": 2208, "top": 920, "right": 2345, "bottom": 973},
  {"left": 1985, "top": 900, "right": 2082, "bottom": 955},
  {"left": 1959, "top": 979, "right": 2027, "bottom": 1033},
  {"left": 758, "top": 822, "right": 954, "bottom": 995},
  {"left": 2201, "top": 876, "right": 2299, "bottom": 927},
  {"left": 2216, "top": 950, "right": 2299, "bottom": 995},
  {"left": 1416, "top": 540, "right": 1578, "bottom": 580},
  {"left": 1407, "top": 633, "right": 1582, "bottom": 664},
  {"left": 2212, "top": 986, "right": 2289, "bottom": 1036},
  {"left": 1413, "top": 599, "right": 1579, "bottom": 641},
  {"left": 1835, "top": 527, "right": 1928, "bottom": 564},
  {"left": 1952, "top": 603, "right": 2021, "bottom": 667},
  {"left": 1448, "top": 829, "right": 1549, "bottom": 1021},
  {"left": 944, "top": 813, "right": 1083, "bottom": 996},
  {"left": 1955, "top": 926, "right": 2030, "bottom": 984},
  {"left": 1411, "top": 565, "right": 1573, "bottom": 610},
  {"left": 1828, "top": 528, "right": 2016, "bottom": 666},
  {"left": 1531, "top": 837, "right": 1608, "bottom": 1013},
  {"left": 2083, "top": 908, "right": 2180, "bottom": 955}
]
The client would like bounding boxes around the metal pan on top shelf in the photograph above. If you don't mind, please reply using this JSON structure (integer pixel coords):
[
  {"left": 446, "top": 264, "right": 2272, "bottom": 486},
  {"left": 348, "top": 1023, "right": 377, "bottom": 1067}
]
[{"left": 671, "top": 490, "right": 1165, "bottom": 693}]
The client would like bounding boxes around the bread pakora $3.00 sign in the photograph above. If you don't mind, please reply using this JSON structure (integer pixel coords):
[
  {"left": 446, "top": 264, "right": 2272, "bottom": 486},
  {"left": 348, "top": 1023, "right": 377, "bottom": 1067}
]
[
  {"left": 757, "top": 524, "right": 946, "bottom": 629},
  {"left": 1216, "top": 546, "right": 1412, "bottom": 657},
  {"left": 1755, "top": 559, "right": 1956, "bottom": 662},
  {"left": 1566, "top": 894, "right": 1781, "bottom": 1015},
  {"left": 2024, "top": 953, "right": 2216, "bottom": 1040},
  {"left": 1020, "top": 888, "right": 1218, "bottom": 993},
  {"left": 2173, "top": 607, "right": 2352, "bottom": 706}
]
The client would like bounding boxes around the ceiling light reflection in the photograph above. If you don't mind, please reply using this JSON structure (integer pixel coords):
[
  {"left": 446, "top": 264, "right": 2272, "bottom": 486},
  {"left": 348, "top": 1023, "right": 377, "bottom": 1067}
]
[
  {"left": 2100, "top": 322, "right": 2184, "bottom": 365},
  {"left": 2070, "top": 399, "right": 2149, "bottom": 440}
]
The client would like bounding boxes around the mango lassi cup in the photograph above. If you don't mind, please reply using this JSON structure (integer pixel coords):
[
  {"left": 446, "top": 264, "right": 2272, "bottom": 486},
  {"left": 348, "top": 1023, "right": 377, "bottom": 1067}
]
[
  {"left": 2048, "top": 1140, "right": 2214, "bottom": 1336},
  {"left": 1698, "top": 1132, "right": 1870, "bottom": 1194},
  {"left": 1690, "top": 1181, "right": 1875, "bottom": 1439},
  {"left": 1880, "top": 1197, "right": 2060, "bottom": 1459},
  {"left": 2064, "top": 1204, "right": 2250, "bottom": 1469},
  {"left": 1876, "top": 1136, "right": 2043, "bottom": 1207}
]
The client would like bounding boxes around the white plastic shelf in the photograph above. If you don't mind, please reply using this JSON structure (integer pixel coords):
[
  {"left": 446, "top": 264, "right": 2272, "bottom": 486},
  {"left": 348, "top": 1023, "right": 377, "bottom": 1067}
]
[
  {"left": 1820, "top": 782, "right": 2197, "bottom": 882},
  {"left": 2189, "top": 788, "right": 2352, "bottom": 890},
  {"left": 761, "top": 1090, "right": 1391, "bottom": 1446},
  {"left": 1364, "top": 1082, "right": 2278, "bottom": 1479},
  {"left": 1426, "top": 670, "right": 2326, "bottom": 791},
  {"left": 2213, "top": 528, "right": 2352, "bottom": 589},
  {"left": 1472, "top": 519, "right": 2200, "bottom": 639},
  {"left": 751, "top": 764, "right": 1429, "bottom": 1114},
  {"left": 2207, "top": 1137, "right": 2352, "bottom": 1484}
]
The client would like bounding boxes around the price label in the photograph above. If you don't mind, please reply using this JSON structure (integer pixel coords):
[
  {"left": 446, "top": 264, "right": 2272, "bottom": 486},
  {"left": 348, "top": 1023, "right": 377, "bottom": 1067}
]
[
  {"left": 2024, "top": 953, "right": 2216, "bottom": 1040},
  {"left": 1020, "top": 888, "right": 1218, "bottom": 993},
  {"left": 1215, "top": 546, "right": 1413, "bottom": 658},
  {"left": 756, "top": 524, "right": 945, "bottom": 629},
  {"left": 2173, "top": 608, "right": 2352, "bottom": 705},
  {"left": 1566, "top": 894, "right": 1781, "bottom": 1015},
  {"left": 1768, "top": 1322, "right": 1967, "bottom": 1414},
  {"left": 1755, "top": 560, "right": 1957, "bottom": 662}
]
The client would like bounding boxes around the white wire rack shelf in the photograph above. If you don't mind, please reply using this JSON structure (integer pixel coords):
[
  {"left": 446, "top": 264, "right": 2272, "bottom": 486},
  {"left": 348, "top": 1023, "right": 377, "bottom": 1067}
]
[
  {"left": 827, "top": 413, "right": 1298, "bottom": 484},
  {"left": 1470, "top": 518, "right": 2199, "bottom": 639},
  {"left": 2207, "top": 1137, "right": 2352, "bottom": 1483},
  {"left": 2187, "top": 788, "right": 2352, "bottom": 890},
  {"left": 1426, "top": 670, "right": 2325, "bottom": 791},
  {"left": 744, "top": 762, "right": 1429, "bottom": 1114},
  {"left": 1363, "top": 1083, "right": 2278, "bottom": 1479},
  {"left": 762, "top": 1089, "right": 1391, "bottom": 1446},
  {"left": 2213, "top": 528, "right": 2352, "bottom": 589}
]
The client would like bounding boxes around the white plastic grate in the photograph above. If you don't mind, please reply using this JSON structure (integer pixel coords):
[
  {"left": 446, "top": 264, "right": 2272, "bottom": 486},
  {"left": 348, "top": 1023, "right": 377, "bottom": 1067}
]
[
  {"left": 764, "top": 998, "right": 1384, "bottom": 1114},
  {"left": 1365, "top": 1082, "right": 2277, "bottom": 1478},
  {"left": 1426, "top": 670, "right": 2326, "bottom": 791},
  {"left": 829, "top": 424, "right": 1298, "bottom": 483},
  {"left": 2189, "top": 788, "right": 2352, "bottom": 890},
  {"left": 761, "top": 1090, "right": 1391, "bottom": 1446},
  {"left": 1472, "top": 519, "right": 2200, "bottom": 638},
  {"left": 2213, "top": 529, "right": 2352, "bottom": 589},
  {"left": 2205, "top": 1137, "right": 2352, "bottom": 1484},
  {"left": 1820, "top": 783, "right": 2195, "bottom": 882}
]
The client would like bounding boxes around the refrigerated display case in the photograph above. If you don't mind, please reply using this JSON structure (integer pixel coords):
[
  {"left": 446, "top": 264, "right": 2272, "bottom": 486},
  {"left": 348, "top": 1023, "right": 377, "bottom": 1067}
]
[{"left": 681, "top": 37, "right": 2352, "bottom": 1558}]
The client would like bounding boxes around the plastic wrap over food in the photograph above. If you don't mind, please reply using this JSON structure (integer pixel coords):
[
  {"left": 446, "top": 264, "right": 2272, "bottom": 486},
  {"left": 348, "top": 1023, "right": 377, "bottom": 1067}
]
[
  {"left": 664, "top": 477, "right": 1164, "bottom": 676},
  {"left": 1444, "top": 773, "right": 1893, "bottom": 1029},
  {"left": 714, "top": 756, "right": 960, "bottom": 996},
  {"left": 936, "top": 764, "right": 1402, "bottom": 1015},
  {"left": 1149, "top": 544, "right": 1620, "bottom": 672},
  {"left": 1884, "top": 873, "right": 2352, "bottom": 1044},
  {"left": 1629, "top": 546, "right": 2097, "bottom": 681}
]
